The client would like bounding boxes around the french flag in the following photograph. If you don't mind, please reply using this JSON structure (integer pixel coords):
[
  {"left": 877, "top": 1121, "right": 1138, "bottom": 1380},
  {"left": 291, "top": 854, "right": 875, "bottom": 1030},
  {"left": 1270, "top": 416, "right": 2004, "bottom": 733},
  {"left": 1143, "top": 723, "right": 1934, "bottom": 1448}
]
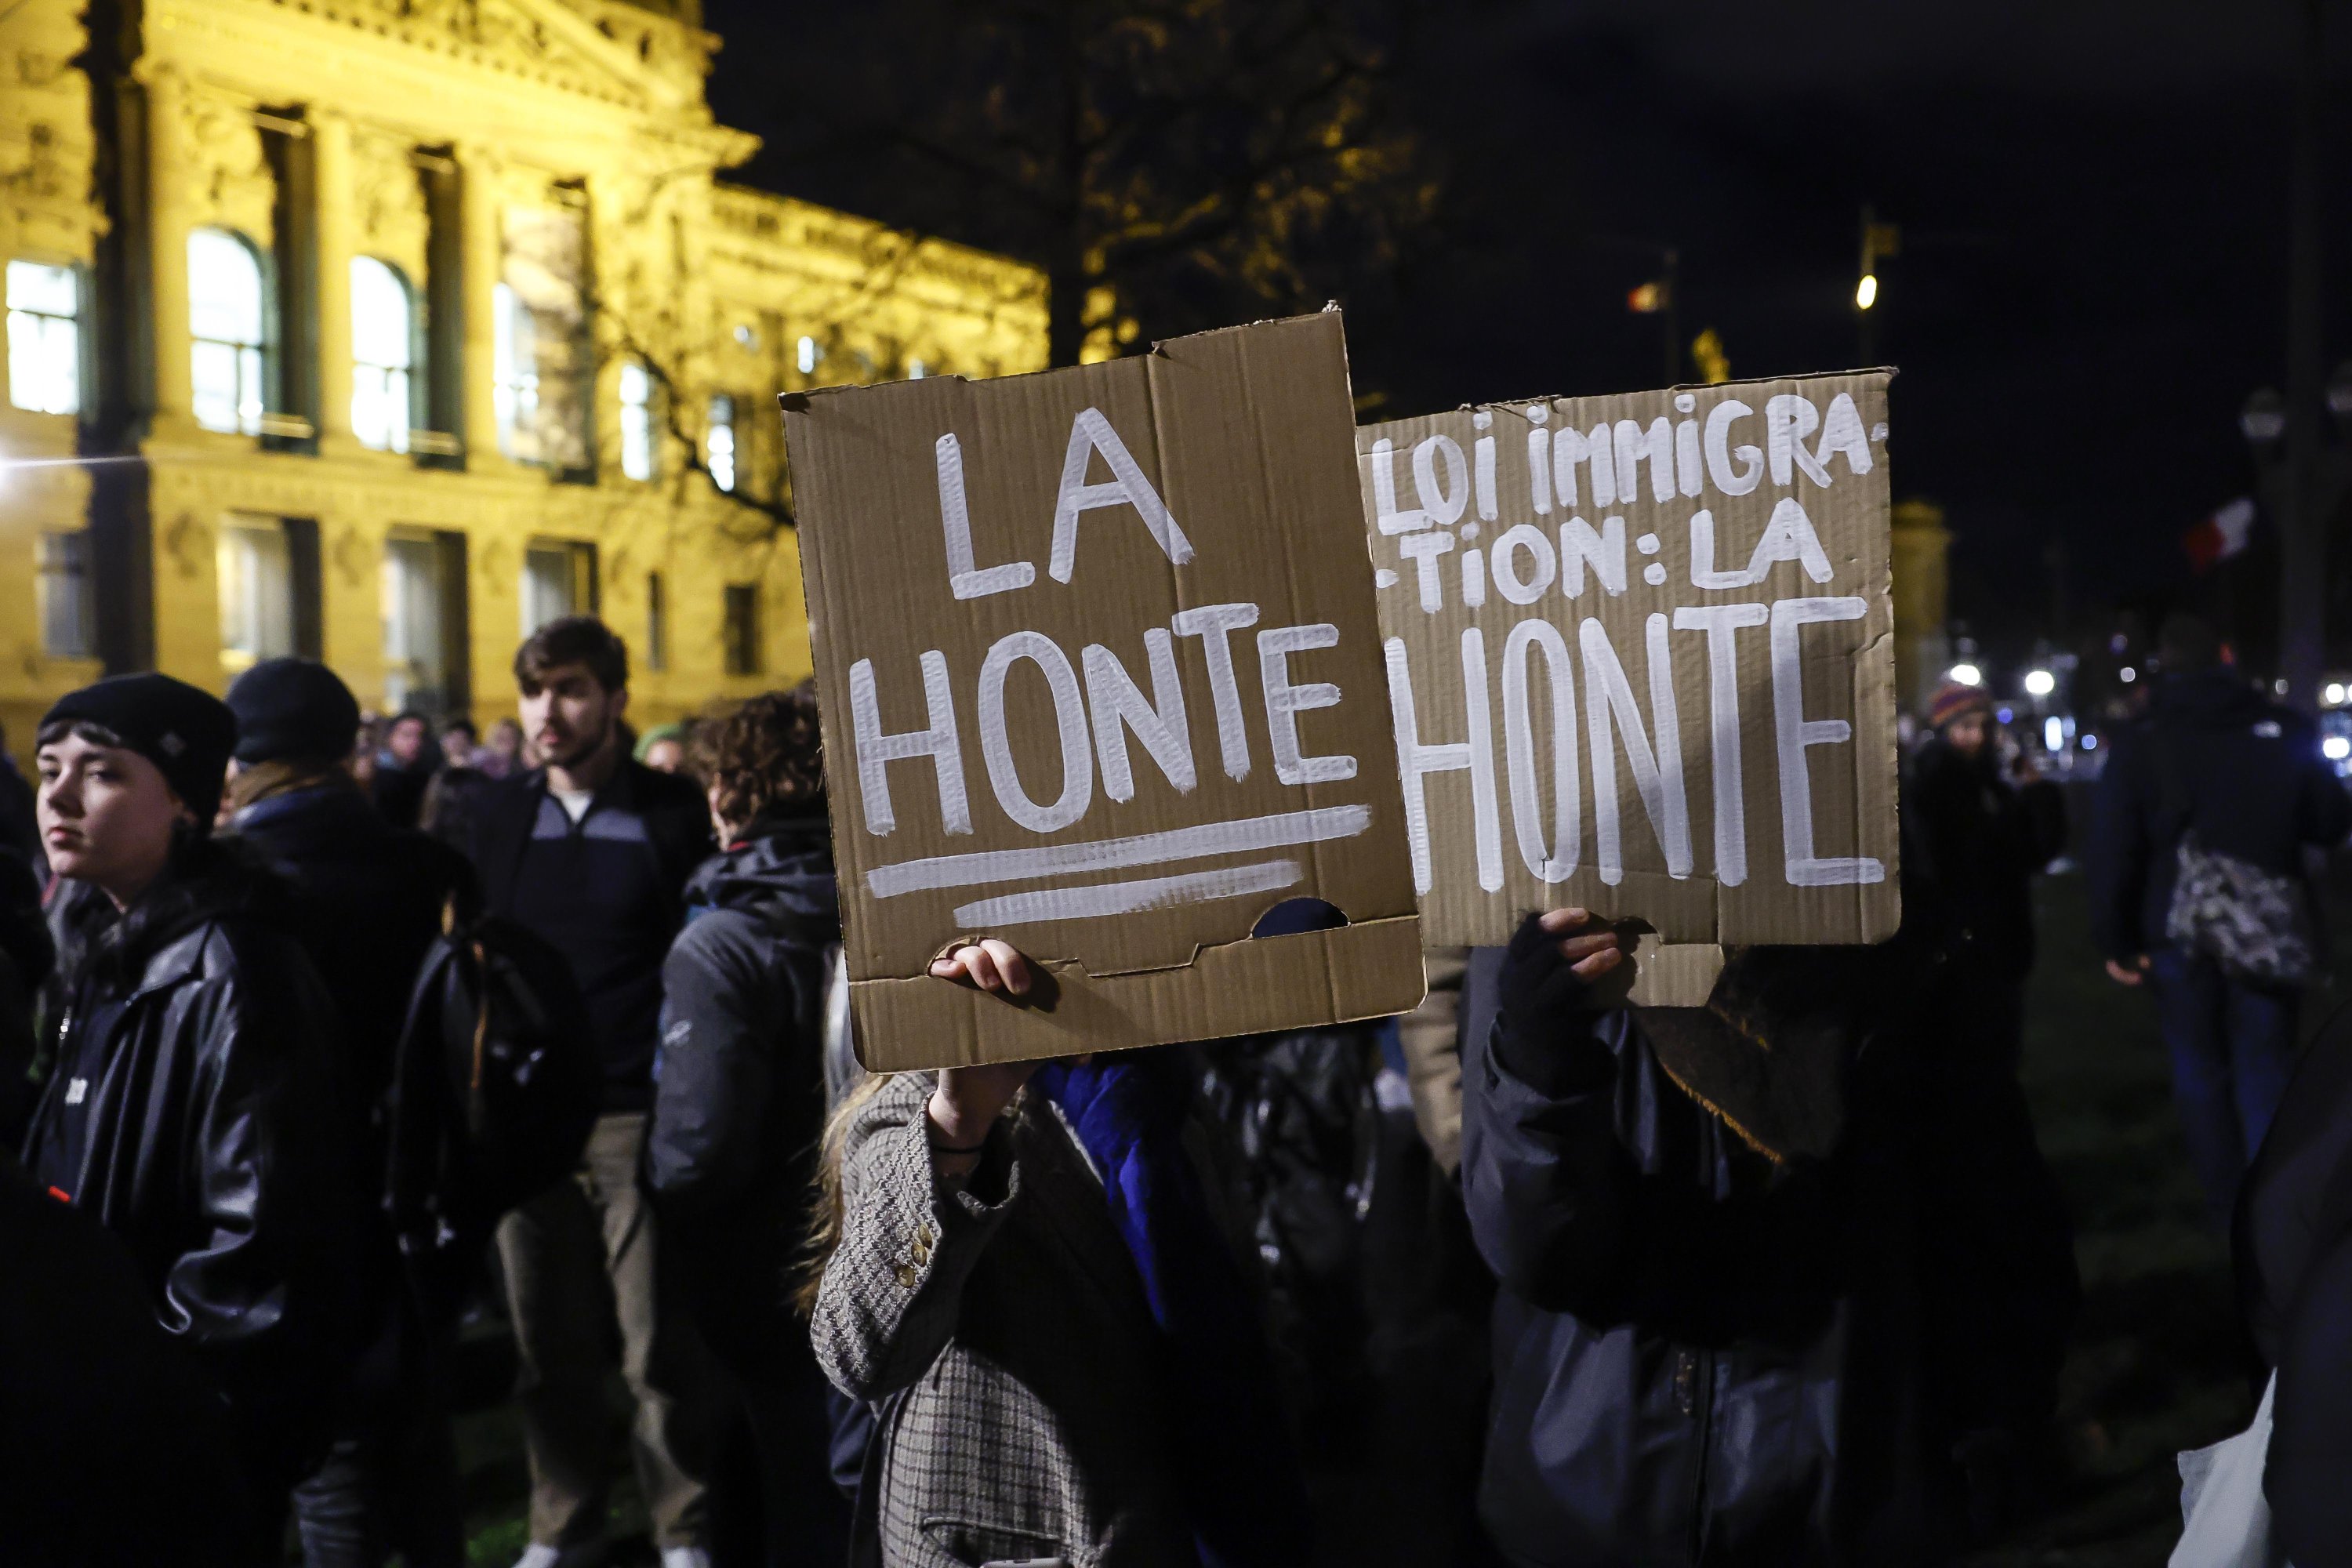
[{"left": 2184, "top": 497, "right": 2256, "bottom": 572}]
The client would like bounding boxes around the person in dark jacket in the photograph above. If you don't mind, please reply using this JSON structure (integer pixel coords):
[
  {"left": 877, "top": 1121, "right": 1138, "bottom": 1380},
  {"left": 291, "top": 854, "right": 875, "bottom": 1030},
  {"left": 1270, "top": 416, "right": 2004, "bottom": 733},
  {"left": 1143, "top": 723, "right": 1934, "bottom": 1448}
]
[
  {"left": 0, "top": 1149, "right": 261, "bottom": 1567},
  {"left": 20, "top": 673, "right": 358, "bottom": 1544},
  {"left": 1905, "top": 681, "right": 2068, "bottom": 1075},
  {"left": 473, "top": 618, "right": 721, "bottom": 1568},
  {"left": 0, "top": 845, "right": 54, "bottom": 1143},
  {"left": 2087, "top": 614, "right": 2352, "bottom": 1226},
  {"left": 1461, "top": 908, "right": 2078, "bottom": 1567},
  {"left": 0, "top": 716, "right": 43, "bottom": 873},
  {"left": 646, "top": 687, "right": 848, "bottom": 1564},
  {"left": 370, "top": 710, "right": 440, "bottom": 829},
  {"left": 224, "top": 658, "right": 476, "bottom": 1568},
  {"left": 2236, "top": 994, "right": 2352, "bottom": 1566}
]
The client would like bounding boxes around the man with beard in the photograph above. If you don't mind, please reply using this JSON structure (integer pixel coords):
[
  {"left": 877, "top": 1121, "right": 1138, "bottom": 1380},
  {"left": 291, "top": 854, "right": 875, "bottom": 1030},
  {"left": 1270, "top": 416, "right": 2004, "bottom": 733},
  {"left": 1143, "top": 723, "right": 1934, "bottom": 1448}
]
[
  {"left": 472, "top": 618, "right": 720, "bottom": 1568},
  {"left": 1905, "top": 681, "right": 2069, "bottom": 1076}
]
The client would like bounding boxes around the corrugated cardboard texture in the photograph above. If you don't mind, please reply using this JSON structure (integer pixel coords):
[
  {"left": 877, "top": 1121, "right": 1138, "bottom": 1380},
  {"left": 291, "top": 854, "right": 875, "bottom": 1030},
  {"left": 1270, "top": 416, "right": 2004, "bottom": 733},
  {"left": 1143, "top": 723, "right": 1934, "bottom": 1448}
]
[
  {"left": 788, "top": 311, "right": 1425, "bottom": 1071},
  {"left": 1363, "top": 371, "right": 1900, "bottom": 949}
]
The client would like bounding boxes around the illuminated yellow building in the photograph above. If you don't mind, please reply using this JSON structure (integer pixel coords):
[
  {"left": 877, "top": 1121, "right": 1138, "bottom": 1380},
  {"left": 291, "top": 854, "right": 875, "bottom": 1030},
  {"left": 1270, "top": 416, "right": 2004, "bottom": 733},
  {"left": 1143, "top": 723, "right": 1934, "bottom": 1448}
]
[{"left": 0, "top": 0, "right": 1047, "bottom": 747}]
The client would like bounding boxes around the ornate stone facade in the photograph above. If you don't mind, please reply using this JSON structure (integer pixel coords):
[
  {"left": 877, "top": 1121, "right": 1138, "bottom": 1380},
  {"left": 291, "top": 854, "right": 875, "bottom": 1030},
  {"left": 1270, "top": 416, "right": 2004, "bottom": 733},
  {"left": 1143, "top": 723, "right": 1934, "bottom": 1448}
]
[{"left": 0, "top": 0, "right": 1047, "bottom": 744}]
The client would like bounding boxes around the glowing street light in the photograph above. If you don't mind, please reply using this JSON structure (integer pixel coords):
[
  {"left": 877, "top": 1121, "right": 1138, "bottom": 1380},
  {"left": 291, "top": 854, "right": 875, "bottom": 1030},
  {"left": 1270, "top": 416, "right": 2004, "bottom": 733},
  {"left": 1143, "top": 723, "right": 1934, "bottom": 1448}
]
[
  {"left": 1947, "top": 662, "right": 1983, "bottom": 687},
  {"left": 2325, "top": 681, "right": 2348, "bottom": 706},
  {"left": 2022, "top": 669, "right": 2056, "bottom": 698},
  {"left": 1855, "top": 274, "right": 1878, "bottom": 311},
  {"left": 2325, "top": 735, "right": 2351, "bottom": 762}
]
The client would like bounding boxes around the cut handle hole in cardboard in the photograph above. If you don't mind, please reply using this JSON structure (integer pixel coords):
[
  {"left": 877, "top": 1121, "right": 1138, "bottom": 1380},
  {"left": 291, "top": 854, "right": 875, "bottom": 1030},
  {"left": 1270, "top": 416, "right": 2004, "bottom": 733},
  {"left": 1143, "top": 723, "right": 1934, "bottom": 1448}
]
[{"left": 1250, "top": 898, "right": 1352, "bottom": 938}]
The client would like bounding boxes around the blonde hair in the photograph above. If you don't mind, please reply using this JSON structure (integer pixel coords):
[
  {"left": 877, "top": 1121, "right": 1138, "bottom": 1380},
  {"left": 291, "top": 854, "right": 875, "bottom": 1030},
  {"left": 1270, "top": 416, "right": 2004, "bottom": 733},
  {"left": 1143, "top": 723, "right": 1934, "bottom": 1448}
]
[{"left": 793, "top": 1070, "right": 895, "bottom": 1316}]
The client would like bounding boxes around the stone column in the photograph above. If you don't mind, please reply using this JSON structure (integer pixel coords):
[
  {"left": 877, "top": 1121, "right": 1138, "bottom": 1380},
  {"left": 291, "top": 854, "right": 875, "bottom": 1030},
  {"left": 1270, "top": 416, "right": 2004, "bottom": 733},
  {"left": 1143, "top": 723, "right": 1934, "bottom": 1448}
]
[
  {"left": 310, "top": 109, "right": 358, "bottom": 452},
  {"left": 456, "top": 142, "right": 503, "bottom": 465},
  {"left": 144, "top": 63, "right": 196, "bottom": 438}
]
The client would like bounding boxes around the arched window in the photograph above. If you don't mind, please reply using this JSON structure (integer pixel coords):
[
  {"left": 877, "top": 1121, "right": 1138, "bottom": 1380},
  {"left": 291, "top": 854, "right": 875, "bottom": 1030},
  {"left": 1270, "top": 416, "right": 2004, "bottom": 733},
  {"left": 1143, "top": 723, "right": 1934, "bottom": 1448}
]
[
  {"left": 188, "top": 227, "right": 267, "bottom": 435},
  {"left": 350, "top": 257, "right": 416, "bottom": 452}
]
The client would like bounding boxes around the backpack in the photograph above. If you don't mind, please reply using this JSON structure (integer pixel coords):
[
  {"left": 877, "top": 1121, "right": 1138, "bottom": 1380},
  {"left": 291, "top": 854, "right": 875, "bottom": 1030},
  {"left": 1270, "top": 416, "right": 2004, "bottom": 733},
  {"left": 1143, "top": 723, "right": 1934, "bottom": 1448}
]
[
  {"left": 2155, "top": 731, "right": 2317, "bottom": 988},
  {"left": 383, "top": 902, "right": 600, "bottom": 1315}
]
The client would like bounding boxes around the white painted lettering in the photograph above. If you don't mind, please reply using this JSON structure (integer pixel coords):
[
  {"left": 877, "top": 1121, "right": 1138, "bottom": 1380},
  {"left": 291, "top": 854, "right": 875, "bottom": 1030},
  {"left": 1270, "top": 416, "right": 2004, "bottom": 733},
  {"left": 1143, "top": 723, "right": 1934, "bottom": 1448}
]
[
  {"left": 935, "top": 433, "right": 1036, "bottom": 599},
  {"left": 978, "top": 631, "right": 1093, "bottom": 833},
  {"left": 1768, "top": 597, "right": 1885, "bottom": 887},
  {"left": 1049, "top": 407, "right": 1193, "bottom": 583},
  {"left": 1083, "top": 629, "right": 1194, "bottom": 802},
  {"left": 1258, "top": 623, "right": 1358, "bottom": 786},
  {"left": 1579, "top": 614, "right": 1692, "bottom": 885},
  {"left": 1172, "top": 602, "right": 1260, "bottom": 782},
  {"left": 850, "top": 650, "right": 971, "bottom": 837}
]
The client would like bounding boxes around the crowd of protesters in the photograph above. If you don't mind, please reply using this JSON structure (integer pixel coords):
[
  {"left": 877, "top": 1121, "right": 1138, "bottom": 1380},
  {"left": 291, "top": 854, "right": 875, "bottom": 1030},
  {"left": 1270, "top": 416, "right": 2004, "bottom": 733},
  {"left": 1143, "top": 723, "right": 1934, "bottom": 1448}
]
[{"left": 1, "top": 608, "right": 2348, "bottom": 1568}]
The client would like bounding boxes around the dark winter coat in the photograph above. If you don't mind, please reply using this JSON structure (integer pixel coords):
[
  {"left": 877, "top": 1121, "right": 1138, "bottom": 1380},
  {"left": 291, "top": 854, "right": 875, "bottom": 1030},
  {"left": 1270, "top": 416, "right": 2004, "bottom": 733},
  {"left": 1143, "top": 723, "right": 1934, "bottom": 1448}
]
[
  {"left": 231, "top": 780, "right": 474, "bottom": 1163},
  {"left": 471, "top": 759, "right": 713, "bottom": 1108},
  {"left": 1904, "top": 739, "right": 2067, "bottom": 982},
  {"left": 18, "top": 846, "right": 358, "bottom": 1496},
  {"left": 2237, "top": 996, "right": 2352, "bottom": 1566},
  {"left": 645, "top": 815, "right": 838, "bottom": 1356},
  {"left": 2086, "top": 669, "right": 2352, "bottom": 963},
  {"left": 0, "top": 1150, "right": 259, "bottom": 1566},
  {"left": 1461, "top": 926, "right": 2078, "bottom": 1567},
  {"left": 0, "top": 848, "right": 53, "bottom": 1142},
  {"left": 1194, "top": 1023, "right": 1385, "bottom": 1423}
]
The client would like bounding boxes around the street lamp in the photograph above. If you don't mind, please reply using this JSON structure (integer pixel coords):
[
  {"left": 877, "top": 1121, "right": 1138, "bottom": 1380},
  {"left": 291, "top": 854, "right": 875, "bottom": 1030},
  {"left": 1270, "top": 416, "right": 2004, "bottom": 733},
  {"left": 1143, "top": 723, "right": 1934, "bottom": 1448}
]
[
  {"left": 2022, "top": 668, "right": 2056, "bottom": 697},
  {"left": 1855, "top": 274, "right": 1878, "bottom": 311},
  {"left": 1947, "top": 662, "right": 1984, "bottom": 687}
]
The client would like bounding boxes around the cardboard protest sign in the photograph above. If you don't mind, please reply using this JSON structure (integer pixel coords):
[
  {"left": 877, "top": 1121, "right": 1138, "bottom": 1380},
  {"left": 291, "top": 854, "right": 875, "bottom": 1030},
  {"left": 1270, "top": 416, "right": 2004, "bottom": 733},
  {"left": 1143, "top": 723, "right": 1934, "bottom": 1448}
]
[
  {"left": 1362, "top": 372, "right": 1900, "bottom": 991},
  {"left": 787, "top": 311, "right": 1425, "bottom": 1072}
]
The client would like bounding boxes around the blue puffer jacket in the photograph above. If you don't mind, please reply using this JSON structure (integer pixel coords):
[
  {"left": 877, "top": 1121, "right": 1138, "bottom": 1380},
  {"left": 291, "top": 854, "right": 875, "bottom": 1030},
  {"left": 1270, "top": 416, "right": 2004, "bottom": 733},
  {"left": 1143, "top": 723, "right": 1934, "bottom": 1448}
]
[{"left": 1461, "top": 931, "right": 2076, "bottom": 1566}]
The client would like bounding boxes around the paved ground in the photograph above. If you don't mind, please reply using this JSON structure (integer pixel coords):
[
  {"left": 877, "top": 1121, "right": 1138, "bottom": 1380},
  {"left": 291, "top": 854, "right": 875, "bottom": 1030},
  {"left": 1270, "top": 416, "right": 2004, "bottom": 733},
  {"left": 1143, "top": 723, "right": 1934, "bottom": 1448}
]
[{"left": 455, "top": 857, "right": 2350, "bottom": 1566}]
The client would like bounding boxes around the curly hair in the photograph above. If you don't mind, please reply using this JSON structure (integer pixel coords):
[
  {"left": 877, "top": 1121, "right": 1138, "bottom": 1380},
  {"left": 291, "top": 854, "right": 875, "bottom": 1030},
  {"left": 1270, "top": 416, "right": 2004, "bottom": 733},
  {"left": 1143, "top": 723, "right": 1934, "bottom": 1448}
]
[{"left": 695, "top": 682, "right": 825, "bottom": 830}]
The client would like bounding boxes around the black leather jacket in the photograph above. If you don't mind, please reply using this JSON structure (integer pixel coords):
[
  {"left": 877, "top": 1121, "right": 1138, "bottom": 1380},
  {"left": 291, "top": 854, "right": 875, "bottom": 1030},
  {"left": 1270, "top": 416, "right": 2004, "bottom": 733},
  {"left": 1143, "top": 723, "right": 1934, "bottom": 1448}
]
[{"left": 22, "top": 847, "right": 359, "bottom": 1494}]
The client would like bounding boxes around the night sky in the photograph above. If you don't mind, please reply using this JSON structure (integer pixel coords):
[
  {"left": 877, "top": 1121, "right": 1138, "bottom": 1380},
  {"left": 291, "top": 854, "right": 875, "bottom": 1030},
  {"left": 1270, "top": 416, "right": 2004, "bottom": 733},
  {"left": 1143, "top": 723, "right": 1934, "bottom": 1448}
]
[{"left": 702, "top": 0, "right": 2352, "bottom": 666}]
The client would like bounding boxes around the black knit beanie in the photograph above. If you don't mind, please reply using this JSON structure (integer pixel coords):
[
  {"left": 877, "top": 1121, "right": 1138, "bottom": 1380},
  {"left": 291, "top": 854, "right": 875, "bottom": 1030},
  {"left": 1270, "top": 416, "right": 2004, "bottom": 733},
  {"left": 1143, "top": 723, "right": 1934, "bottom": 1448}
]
[
  {"left": 41, "top": 673, "right": 238, "bottom": 826},
  {"left": 225, "top": 658, "right": 361, "bottom": 766}
]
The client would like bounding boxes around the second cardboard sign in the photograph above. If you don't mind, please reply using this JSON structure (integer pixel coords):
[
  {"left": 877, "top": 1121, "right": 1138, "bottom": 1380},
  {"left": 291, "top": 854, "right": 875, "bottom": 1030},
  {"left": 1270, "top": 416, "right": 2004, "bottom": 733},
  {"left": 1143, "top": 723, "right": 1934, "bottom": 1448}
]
[
  {"left": 787, "top": 310, "right": 1425, "bottom": 1072},
  {"left": 1362, "top": 371, "right": 1901, "bottom": 977}
]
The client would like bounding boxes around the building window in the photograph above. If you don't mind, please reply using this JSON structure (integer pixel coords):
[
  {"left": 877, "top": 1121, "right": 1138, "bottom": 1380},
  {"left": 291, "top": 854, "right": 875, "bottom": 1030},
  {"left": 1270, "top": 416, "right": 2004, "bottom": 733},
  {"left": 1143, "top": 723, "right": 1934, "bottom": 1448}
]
[
  {"left": 383, "top": 532, "right": 470, "bottom": 717},
  {"left": 706, "top": 394, "right": 736, "bottom": 492},
  {"left": 908, "top": 359, "right": 927, "bottom": 379},
  {"left": 723, "top": 583, "right": 762, "bottom": 676},
  {"left": 492, "top": 281, "right": 535, "bottom": 459},
  {"left": 216, "top": 514, "right": 323, "bottom": 669},
  {"left": 350, "top": 257, "right": 416, "bottom": 452},
  {"left": 797, "top": 335, "right": 819, "bottom": 375},
  {"left": 498, "top": 204, "right": 590, "bottom": 472},
  {"left": 189, "top": 228, "right": 268, "bottom": 435},
  {"left": 522, "top": 539, "right": 597, "bottom": 635},
  {"left": 619, "top": 360, "right": 655, "bottom": 481},
  {"left": 38, "top": 530, "right": 95, "bottom": 659},
  {"left": 6, "top": 260, "right": 81, "bottom": 415},
  {"left": 646, "top": 571, "right": 668, "bottom": 673}
]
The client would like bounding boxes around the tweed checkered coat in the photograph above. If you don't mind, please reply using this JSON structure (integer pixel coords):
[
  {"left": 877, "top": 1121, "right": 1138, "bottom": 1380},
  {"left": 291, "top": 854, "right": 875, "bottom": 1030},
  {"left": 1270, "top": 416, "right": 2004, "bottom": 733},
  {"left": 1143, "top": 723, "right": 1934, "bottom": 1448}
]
[{"left": 812, "top": 1071, "right": 1221, "bottom": 1568}]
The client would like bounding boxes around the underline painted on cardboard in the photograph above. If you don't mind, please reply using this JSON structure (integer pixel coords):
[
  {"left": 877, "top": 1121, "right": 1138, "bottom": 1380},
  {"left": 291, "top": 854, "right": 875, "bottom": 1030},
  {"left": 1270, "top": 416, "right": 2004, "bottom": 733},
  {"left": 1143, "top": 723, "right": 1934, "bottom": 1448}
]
[
  {"left": 786, "top": 311, "right": 1425, "bottom": 1069},
  {"left": 1363, "top": 371, "right": 1900, "bottom": 954},
  {"left": 865, "top": 803, "right": 1373, "bottom": 897},
  {"left": 952, "top": 859, "right": 1305, "bottom": 927}
]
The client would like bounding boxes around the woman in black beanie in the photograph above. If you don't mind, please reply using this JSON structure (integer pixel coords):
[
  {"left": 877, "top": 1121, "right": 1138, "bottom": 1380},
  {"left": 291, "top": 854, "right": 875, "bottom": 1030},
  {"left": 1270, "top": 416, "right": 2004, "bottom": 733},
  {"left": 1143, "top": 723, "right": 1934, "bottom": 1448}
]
[{"left": 20, "top": 673, "right": 358, "bottom": 1548}]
